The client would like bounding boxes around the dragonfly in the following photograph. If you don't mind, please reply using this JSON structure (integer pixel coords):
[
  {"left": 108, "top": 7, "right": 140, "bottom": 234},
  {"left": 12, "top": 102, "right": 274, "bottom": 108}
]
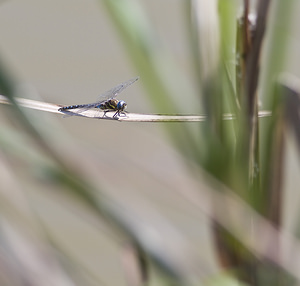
[{"left": 58, "top": 77, "right": 139, "bottom": 118}]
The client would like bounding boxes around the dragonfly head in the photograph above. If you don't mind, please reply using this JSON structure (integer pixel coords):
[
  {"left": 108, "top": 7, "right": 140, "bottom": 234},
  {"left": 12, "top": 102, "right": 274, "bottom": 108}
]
[{"left": 117, "top": 100, "right": 127, "bottom": 111}]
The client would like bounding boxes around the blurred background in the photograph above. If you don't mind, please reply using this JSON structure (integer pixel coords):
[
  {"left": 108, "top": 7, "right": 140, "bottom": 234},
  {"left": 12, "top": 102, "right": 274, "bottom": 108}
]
[
  {"left": 1, "top": 0, "right": 300, "bottom": 285},
  {"left": 0, "top": 1, "right": 213, "bottom": 285}
]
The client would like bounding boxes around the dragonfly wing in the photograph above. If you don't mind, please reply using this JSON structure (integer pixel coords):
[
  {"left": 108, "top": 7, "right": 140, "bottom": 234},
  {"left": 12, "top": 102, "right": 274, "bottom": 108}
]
[{"left": 97, "top": 76, "right": 139, "bottom": 101}]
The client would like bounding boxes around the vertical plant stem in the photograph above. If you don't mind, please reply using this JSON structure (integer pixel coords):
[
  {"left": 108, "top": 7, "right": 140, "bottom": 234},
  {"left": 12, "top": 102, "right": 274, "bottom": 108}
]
[
  {"left": 245, "top": 0, "right": 271, "bottom": 202},
  {"left": 259, "top": 0, "right": 296, "bottom": 223}
]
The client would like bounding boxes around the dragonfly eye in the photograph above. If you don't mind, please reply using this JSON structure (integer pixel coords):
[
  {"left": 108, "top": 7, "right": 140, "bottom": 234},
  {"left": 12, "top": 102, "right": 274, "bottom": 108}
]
[{"left": 117, "top": 100, "right": 127, "bottom": 111}]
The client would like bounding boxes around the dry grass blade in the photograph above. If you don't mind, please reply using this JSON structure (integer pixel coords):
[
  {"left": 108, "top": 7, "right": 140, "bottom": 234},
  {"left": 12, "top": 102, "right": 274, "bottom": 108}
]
[{"left": 0, "top": 95, "right": 271, "bottom": 122}]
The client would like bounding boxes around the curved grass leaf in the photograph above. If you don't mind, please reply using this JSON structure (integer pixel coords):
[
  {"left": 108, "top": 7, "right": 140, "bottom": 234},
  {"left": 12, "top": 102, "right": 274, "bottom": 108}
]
[{"left": 0, "top": 94, "right": 271, "bottom": 122}]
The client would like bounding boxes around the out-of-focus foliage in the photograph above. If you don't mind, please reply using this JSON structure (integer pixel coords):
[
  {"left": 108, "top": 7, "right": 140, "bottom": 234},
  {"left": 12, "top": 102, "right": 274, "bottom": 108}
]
[{"left": 1, "top": 0, "right": 300, "bottom": 285}]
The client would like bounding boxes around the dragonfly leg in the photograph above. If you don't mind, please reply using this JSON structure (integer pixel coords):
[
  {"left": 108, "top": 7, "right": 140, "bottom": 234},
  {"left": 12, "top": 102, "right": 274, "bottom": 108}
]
[
  {"left": 113, "top": 110, "right": 127, "bottom": 118},
  {"left": 113, "top": 111, "right": 120, "bottom": 118}
]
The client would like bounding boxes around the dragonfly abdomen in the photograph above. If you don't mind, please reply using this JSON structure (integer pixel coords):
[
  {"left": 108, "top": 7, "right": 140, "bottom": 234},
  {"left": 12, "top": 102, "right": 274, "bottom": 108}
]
[{"left": 58, "top": 104, "right": 93, "bottom": 111}]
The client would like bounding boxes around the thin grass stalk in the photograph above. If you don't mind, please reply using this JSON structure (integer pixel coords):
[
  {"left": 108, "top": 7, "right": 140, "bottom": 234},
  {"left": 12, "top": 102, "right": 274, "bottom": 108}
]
[
  {"left": 210, "top": 1, "right": 272, "bottom": 283},
  {"left": 259, "top": 0, "right": 296, "bottom": 219},
  {"left": 243, "top": 2, "right": 272, "bottom": 282},
  {"left": 257, "top": 5, "right": 297, "bottom": 282},
  {"left": 281, "top": 79, "right": 300, "bottom": 272},
  {"left": 244, "top": 0, "right": 271, "bottom": 210}
]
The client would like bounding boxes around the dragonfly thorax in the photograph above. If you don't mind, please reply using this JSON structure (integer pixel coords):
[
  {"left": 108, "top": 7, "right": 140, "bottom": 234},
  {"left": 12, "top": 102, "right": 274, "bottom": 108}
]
[
  {"left": 99, "top": 99, "right": 127, "bottom": 117},
  {"left": 117, "top": 100, "right": 127, "bottom": 111},
  {"left": 98, "top": 99, "right": 127, "bottom": 112}
]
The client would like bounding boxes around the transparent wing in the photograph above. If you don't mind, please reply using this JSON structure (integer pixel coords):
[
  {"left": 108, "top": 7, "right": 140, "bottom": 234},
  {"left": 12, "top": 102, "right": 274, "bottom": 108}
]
[
  {"left": 74, "top": 76, "right": 139, "bottom": 111},
  {"left": 97, "top": 76, "right": 139, "bottom": 101}
]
